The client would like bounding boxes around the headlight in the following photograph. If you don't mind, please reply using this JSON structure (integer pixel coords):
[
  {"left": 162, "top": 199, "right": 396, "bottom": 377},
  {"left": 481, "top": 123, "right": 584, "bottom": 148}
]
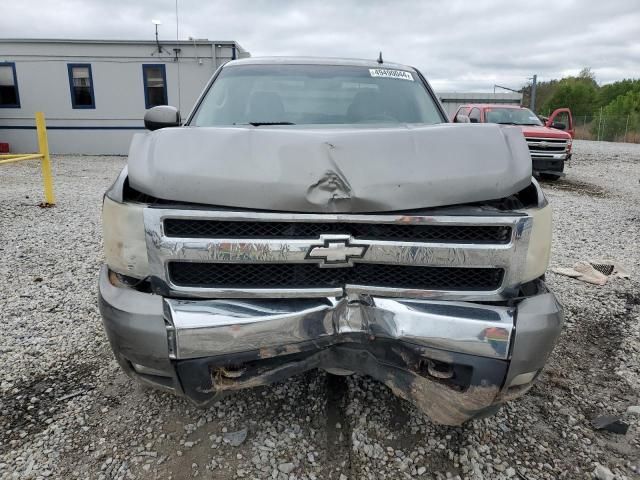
[
  {"left": 102, "top": 197, "right": 149, "bottom": 279},
  {"left": 522, "top": 204, "right": 552, "bottom": 282}
]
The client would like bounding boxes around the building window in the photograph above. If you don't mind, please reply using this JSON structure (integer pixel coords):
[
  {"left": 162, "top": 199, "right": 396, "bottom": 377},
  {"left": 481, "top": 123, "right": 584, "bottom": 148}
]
[
  {"left": 0, "top": 62, "right": 20, "bottom": 108},
  {"left": 142, "top": 64, "right": 168, "bottom": 109},
  {"left": 67, "top": 64, "right": 95, "bottom": 109}
]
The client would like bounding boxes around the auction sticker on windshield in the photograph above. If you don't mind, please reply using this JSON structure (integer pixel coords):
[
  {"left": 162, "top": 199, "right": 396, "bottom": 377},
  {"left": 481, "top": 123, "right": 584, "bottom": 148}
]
[{"left": 369, "top": 69, "right": 414, "bottom": 81}]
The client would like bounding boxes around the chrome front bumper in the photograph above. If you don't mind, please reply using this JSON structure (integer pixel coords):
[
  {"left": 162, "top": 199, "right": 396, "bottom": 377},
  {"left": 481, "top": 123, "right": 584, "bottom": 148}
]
[
  {"left": 98, "top": 266, "right": 563, "bottom": 425},
  {"left": 531, "top": 150, "right": 572, "bottom": 177},
  {"left": 531, "top": 152, "right": 569, "bottom": 161},
  {"left": 165, "top": 295, "right": 515, "bottom": 361}
]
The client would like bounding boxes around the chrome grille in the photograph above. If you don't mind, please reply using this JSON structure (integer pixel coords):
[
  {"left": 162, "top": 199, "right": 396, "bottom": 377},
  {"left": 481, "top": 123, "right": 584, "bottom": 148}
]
[
  {"left": 164, "top": 219, "right": 512, "bottom": 244},
  {"left": 144, "top": 209, "right": 532, "bottom": 300},
  {"left": 168, "top": 262, "right": 505, "bottom": 291},
  {"left": 525, "top": 137, "right": 568, "bottom": 155}
]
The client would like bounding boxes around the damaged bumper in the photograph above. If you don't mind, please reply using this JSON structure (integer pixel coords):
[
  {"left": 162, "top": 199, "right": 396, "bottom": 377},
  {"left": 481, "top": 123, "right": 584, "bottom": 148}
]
[{"left": 98, "top": 266, "right": 563, "bottom": 425}]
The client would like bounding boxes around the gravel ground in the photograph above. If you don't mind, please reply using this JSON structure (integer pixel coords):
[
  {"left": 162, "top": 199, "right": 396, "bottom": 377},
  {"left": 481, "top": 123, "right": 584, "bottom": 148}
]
[{"left": 1, "top": 140, "right": 639, "bottom": 480}]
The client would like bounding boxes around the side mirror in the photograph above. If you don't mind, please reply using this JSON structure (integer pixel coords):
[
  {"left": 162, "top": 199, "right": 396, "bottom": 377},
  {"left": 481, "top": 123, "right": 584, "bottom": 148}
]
[
  {"left": 551, "top": 121, "right": 566, "bottom": 130},
  {"left": 469, "top": 117, "right": 479, "bottom": 123},
  {"left": 455, "top": 114, "right": 470, "bottom": 123},
  {"left": 144, "top": 105, "right": 181, "bottom": 131}
]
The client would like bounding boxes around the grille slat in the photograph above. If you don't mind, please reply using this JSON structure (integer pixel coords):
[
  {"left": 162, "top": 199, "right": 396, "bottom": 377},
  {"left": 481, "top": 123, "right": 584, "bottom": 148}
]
[
  {"left": 527, "top": 145, "right": 566, "bottom": 153},
  {"left": 168, "top": 262, "right": 504, "bottom": 291},
  {"left": 164, "top": 219, "right": 512, "bottom": 244},
  {"left": 525, "top": 137, "right": 568, "bottom": 153}
]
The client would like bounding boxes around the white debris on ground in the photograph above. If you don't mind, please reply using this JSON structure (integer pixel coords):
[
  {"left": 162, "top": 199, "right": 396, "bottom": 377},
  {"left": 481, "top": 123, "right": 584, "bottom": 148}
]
[
  {"left": 552, "top": 260, "right": 630, "bottom": 285},
  {"left": 0, "top": 140, "right": 639, "bottom": 479}
]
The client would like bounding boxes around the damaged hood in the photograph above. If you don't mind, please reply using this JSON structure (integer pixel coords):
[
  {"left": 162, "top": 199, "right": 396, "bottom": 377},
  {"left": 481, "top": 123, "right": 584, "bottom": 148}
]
[{"left": 127, "top": 123, "right": 531, "bottom": 213}]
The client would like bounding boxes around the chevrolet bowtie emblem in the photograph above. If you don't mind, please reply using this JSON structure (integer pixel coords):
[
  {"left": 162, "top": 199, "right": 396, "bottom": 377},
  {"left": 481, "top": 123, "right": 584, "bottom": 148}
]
[{"left": 306, "top": 235, "right": 367, "bottom": 267}]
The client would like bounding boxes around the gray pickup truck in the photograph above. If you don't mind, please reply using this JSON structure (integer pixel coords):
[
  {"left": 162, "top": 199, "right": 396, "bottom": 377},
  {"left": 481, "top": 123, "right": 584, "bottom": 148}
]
[{"left": 99, "top": 57, "right": 563, "bottom": 425}]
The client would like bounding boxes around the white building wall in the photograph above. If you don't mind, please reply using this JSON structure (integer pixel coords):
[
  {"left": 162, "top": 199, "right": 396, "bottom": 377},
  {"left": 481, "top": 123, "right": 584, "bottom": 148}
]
[
  {"left": 0, "top": 39, "right": 248, "bottom": 154},
  {"left": 437, "top": 92, "right": 523, "bottom": 118}
]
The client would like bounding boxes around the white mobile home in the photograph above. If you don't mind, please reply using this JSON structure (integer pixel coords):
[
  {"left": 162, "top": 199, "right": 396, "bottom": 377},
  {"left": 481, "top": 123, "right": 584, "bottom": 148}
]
[
  {"left": 438, "top": 92, "right": 523, "bottom": 118},
  {"left": 0, "top": 38, "right": 249, "bottom": 154}
]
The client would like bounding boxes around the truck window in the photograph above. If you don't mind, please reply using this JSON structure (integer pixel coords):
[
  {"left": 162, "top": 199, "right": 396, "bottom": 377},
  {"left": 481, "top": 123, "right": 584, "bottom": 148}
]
[
  {"left": 484, "top": 107, "right": 543, "bottom": 126},
  {"left": 190, "top": 64, "right": 445, "bottom": 126},
  {"left": 550, "top": 110, "right": 570, "bottom": 129},
  {"left": 453, "top": 107, "right": 469, "bottom": 122},
  {"left": 469, "top": 108, "right": 481, "bottom": 123}
]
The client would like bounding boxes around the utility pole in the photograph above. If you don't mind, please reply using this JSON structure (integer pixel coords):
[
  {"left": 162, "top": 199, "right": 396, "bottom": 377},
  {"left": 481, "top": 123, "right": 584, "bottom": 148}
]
[{"left": 530, "top": 74, "right": 537, "bottom": 113}]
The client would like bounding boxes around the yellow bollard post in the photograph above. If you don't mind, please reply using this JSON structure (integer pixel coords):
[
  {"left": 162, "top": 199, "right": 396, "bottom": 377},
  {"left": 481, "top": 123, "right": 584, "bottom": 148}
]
[{"left": 35, "top": 111, "right": 56, "bottom": 205}]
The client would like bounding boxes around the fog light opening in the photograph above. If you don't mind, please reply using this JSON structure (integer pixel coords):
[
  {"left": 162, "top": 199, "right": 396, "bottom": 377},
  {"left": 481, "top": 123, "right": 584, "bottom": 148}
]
[
  {"left": 420, "top": 359, "right": 454, "bottom": 380},
  {"left": 131, "top": 363, "right": 171, "bottom": 378},
  {"left": 108, "top": 269, "right": 151, "bottom": 292},
  {"left": 508, "top": 370, "right": 538, "bottom": 388}
]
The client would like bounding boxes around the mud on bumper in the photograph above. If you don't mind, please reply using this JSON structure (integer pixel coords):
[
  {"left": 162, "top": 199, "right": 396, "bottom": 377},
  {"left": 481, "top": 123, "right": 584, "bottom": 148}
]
[{"left": 98, "top": 266, "right": 563, "bottom": 425}]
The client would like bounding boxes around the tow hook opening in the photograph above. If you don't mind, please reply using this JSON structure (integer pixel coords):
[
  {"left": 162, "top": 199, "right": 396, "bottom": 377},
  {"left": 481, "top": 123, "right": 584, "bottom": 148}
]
[
  {"left": 420, "top": 359, "right": 455, "bottom": 380},
  {"left": 214, "top": 365, "right": 247, "bottom": 381}
]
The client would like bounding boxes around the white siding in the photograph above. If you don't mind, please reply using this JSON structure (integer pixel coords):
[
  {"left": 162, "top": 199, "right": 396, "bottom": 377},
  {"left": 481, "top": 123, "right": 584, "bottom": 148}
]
[
  {"left": 0, "top": 39, "right": 248, "bottom": 154},
  {"left": 437, "top": 92, "right": 523, "bottom": 118}
]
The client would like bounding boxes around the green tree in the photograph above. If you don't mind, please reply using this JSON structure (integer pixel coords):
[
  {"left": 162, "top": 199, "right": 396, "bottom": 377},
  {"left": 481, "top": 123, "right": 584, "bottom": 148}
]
[
  {"left": 523, "top": 68, "right": 597, "bottom": 114},
  {"left": 592, "top": 90, "right": 640, "bottom": 141},
  {"left": 577, "top": 67, "right": 597, "bottom": 87},
  {"left": 597, "top": 79, "right": 640, "bottom": 108},
  {"left": 541, "top": 78, "right": 598, "bottom": 117},
  {"left": 519, "top": 69, "right": 640, "bottom": 141}
]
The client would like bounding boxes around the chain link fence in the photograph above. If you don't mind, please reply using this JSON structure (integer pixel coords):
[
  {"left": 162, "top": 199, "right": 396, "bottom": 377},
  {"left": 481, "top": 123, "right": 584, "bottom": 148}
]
[{"left": 573, "top": 113, "right": 640, "bottom": 143}]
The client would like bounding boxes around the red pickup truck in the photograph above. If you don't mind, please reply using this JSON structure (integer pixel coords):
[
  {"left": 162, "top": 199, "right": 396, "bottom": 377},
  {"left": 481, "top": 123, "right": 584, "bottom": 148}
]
[{"left": 452, "top": 104, "right": 573, "bottom": 180}]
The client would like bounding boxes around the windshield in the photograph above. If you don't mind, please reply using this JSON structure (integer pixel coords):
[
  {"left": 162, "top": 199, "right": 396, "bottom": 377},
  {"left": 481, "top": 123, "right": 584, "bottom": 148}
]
[
  {"left": 190, "top": 64, "right": 444, "bottom": 126},
  {"left": 483, "top": 107, "right": 543, "bottom": 126}
]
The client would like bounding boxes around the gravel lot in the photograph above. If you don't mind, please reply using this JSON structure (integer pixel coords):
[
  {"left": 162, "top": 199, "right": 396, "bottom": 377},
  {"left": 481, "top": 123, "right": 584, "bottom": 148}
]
[{"left": 1, "top": 140, "right": 639, "bottom": 480}]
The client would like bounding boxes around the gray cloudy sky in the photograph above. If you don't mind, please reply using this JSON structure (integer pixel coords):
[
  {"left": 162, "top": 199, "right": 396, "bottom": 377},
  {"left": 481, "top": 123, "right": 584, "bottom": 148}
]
[{"left": 2, "top": 0, "right": 639, "bottom": 91}]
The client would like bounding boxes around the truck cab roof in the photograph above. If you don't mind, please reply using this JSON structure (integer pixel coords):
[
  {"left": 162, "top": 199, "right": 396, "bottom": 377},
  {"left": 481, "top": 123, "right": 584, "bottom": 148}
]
[{"left": 224, "top": 56, "right": 416, "bottom": 70}]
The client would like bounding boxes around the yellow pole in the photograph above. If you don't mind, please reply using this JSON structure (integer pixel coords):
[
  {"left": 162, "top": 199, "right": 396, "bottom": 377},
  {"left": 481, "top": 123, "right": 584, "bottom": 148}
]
[
  {"left": 0, "top": 153, "right": 43, "bottom": 159},
  {"left": 35, "top": 112, "right": 56, "bottom": 205},
  {"left": 0, "top": 154, "right": 43, "bottom": 165}
]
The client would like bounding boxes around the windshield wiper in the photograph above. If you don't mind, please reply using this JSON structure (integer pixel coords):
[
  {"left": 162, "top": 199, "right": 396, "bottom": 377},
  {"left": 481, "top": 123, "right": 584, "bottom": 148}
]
[{"left": 248, "top": 121, "right": 296, "bottom": 126}]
